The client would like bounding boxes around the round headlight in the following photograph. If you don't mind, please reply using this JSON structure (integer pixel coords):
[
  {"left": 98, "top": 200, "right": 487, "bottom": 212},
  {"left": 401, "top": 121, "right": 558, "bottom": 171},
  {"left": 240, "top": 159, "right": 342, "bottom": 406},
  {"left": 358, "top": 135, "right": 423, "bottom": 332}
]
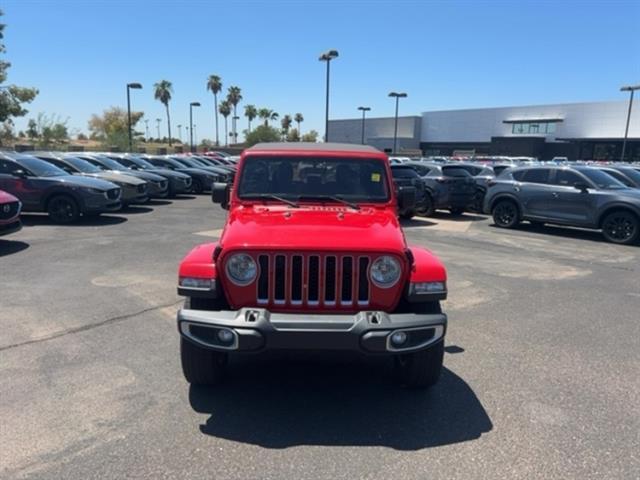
[
  {"left": 225, "top": 253, "right": 257, "bottom": 286},
  {"left": 370, "top": 255, "right": 401, "bottom": 288}
]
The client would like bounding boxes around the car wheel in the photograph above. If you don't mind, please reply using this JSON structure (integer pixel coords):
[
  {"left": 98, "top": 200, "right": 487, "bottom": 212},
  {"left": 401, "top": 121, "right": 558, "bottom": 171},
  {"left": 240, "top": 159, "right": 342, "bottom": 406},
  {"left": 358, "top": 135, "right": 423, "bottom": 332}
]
[
  {"left": 601, "top": 210, "right": 639, "bottom": 245},
  {"left": 395, "top": 340, "right": 444, "bottom": 389},
  {"left": 191, "top": 178, "right": 204, "bottom": 194},
  {"left": 417, "top": 194, "right": 435, "bottom": 217},
  {"left": 470, "top": 189, "right": 485, "bottom": 213},
  {"left": 400, "top": 210, "right": 415, "bottom": 220},
  {"left": 449, "top": 207, "right": 465, "bottom": 215},
  {"left": 492, "top": 199, "right": 520, "bottom": 228},
  {"left": 47, "top": 195, "right": 80, "bottom": 224}
]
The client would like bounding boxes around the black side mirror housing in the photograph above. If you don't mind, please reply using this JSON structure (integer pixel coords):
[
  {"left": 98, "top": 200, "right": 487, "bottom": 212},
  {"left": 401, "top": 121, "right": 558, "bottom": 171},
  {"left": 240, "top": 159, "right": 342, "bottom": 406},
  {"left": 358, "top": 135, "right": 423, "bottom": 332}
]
[
  {"left": 397, "top": 186, "right": 417, "bottom": 210},
  {"left": 13, "top": 169, "right": 28, "bottom": 179},
  {"left": 212, "top": 182, "right": 230, "bottom": 210},
  {"left": 574, "top": 182, "right": 589, "bottom": 192}
]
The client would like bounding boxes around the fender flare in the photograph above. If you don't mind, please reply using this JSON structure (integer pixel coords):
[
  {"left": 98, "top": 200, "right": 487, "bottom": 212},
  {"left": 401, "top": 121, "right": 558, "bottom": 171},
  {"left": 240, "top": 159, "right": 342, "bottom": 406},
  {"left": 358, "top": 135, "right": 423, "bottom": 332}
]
[
  {"left": 179, "top": 242, "right": 219, "bottom": 279},
  {"left": 407, "top": 245, "right": 447, "bottom": 283}
]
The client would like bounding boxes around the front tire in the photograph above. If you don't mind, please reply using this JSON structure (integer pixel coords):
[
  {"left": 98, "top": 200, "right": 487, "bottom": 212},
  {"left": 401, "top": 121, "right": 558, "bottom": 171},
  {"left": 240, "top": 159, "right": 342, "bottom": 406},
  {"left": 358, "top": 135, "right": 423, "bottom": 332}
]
[
  {"left": 47, "top": 195, "right": 80, "bottom": 224},
  {"left": 191, "top": 178, "right": 204, "bottom": 194},
  {"left": 395, "top": 341, "right": 444, "bottom": 389},
  {"left": 449, "top": 207, "right": 465, "bottom": 215},
  {"left": 180, "top": 337, "right": 228, "bottom": 386},
  {"left": 601, "top": 210, "right": 640, "bottom": 245},
  {"left": 492, "top": 199, "right": 520, "bottom": 228},
  {"left": 400, "top": 210, "right": 415, "bottom": 220},
  {"left": 417, "top": 194, "right": 435, "bottom": 217}
]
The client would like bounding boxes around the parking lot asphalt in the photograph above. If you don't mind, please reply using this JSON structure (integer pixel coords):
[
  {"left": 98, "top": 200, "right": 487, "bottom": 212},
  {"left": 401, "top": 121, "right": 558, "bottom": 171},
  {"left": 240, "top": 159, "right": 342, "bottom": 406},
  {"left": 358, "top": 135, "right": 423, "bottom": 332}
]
[{"left": 1, "top": 196, "right": 639, "bottom": 480}]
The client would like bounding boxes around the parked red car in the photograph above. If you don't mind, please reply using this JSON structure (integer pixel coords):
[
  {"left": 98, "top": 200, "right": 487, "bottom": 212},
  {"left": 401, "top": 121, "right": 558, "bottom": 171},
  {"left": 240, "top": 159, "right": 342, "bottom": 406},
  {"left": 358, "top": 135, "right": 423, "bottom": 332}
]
[
  {"left": 0, "top": 189, "right": 22, "bottom": 236},
  {"left": 176, "top": 143, "right": 448, "bottom": 388}
]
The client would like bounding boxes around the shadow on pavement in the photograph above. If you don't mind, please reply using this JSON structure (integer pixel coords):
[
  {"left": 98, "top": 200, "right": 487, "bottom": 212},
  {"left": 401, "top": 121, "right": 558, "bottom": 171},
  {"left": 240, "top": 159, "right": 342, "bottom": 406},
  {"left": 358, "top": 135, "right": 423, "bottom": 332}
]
[
  {"left": 431, "top": 212, "right": 488, "bottom": 222},
  {"left": 21, "top": 214, "right": 127, "bottom": 227},
  {"left": 119, "top": 206, "right": 154, "bottom": 214},
  {"left": 492, "top": 222, "right": 636, "bottom": 246},
  {"left": 146, "top": 200, "right": 173, "bottom": 206},
  {"left": 0, "top": 240, "right": 29, "bottom": 257},
  {"left": 190, "top": 353, "right": 492, "bottom": 450},
  {"left": 171, "top": 195, "right": 197, "bottom": 200}
]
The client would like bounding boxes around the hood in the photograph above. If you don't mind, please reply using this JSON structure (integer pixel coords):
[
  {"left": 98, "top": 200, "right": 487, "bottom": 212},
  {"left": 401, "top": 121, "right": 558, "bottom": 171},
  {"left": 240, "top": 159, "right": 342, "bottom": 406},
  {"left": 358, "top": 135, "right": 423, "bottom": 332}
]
[
  {"left": 106, "top": 170, "right": 166, "bottom": 182},
  {"left": 53, "top": 175, "right": 119, "bottom": 190},
  {"left": 221, "top": 205, "right": 406, "bottom": 252},
  {"left": 80, "top": 172, "right": 145, "bottom": 186},
  {"left": 0, "top": 190, "right": 19, "bottom": 203},
  {"left": 146, "top": 168, "right": 190, "bottom": 180}
]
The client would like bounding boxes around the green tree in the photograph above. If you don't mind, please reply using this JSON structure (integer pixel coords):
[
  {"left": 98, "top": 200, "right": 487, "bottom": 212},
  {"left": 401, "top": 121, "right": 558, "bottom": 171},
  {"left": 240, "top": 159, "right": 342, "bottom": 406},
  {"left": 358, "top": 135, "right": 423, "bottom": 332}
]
[
  {"left": 218, "top": 100, "right": 231, "bottom": 146},
  {"left": 280, "top": 114, "right": 292, "bottom": 140},
  {"left": 244, "top": 104, "right": 257, "bottom": 133},
  {"left": 26, "top": 118, "right": 38, "bottom": 139},
  {"left": 0, "top": 9, "right": 38, "bottom": 143},
  {"left": 154, "top": 80, "right": 173, "bottom": 146},
  {"left": 294, "top": 113, "right": 304, "bottom": 140},
  {"left": 301, "top": 130, "right": 319, "bottom": 143},
  {"left": 206, "top": 74, "right": 222, "bottom": 146},
  {"left": 226, "top": 86, "right": 242, "bottom": 143},
  {"left": 88, "top": 106, "right": 143, "bottom": 151},
  {"left": 286, "top": 128, "right": 300, "bottom": 142},
  {"left": 244, "top": 124, "right": 281, "bottom": 147},
  {"left": 258, "top": 108, "right": 279, "bottom": 126}
]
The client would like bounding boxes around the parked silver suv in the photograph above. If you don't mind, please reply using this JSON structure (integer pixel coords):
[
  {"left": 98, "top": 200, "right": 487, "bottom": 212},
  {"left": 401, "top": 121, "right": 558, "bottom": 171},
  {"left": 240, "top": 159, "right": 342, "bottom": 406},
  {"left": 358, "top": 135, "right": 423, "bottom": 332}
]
[{"left": 483, "top": 166, "right": 640, "bottom": 245}]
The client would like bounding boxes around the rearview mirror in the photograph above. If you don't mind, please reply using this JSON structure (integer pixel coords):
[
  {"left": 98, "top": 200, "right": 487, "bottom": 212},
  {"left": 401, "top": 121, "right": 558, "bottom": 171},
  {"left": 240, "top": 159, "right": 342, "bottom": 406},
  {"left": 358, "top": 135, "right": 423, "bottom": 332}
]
[
  {"left": 212, "top": 182, "right": 230, "bottom": 210},
  {"left": 397, "top": 186, "right": 416, "bottom": 210},
  {"left": 574, "top": 182, "right": 589, "bottom": 192}
]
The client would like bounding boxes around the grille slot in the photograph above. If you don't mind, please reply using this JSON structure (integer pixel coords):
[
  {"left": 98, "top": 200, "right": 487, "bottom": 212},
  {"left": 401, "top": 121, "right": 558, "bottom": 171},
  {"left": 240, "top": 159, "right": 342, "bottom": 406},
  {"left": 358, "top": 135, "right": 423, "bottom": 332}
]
[
  {"left": 274, "top": 255, "right": 286, "bottom": 303},
  {"left": 341, "top": 257, "right": 353, "bottom": 303},
  {"left": 308, "top": 256, "right": 319, "bottom": 303},
  {"left": 358, "top": 257, "right": 370, "bottom": 304},
  {"left": 257, "top": 255, "right": 269, "bottom": 303},
  {"left": 291, "top": 256, "right": 303, "bottom": 303},
  {"left": 325, "top": 256, "right": 336, "bottom": 304}
]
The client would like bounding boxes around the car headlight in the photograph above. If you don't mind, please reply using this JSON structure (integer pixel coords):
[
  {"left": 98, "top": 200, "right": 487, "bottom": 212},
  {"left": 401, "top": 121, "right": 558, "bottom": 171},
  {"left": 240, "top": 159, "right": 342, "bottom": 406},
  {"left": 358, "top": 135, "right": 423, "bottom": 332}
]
[
  {"left": 83, "top": 187, "right": 104, "bottom": 195},
  {"left": 179, "top": 277, "right": 214, "bottom": 290},
  {"left": 225, "top": 253, "right": 257, "bottom": 286},
  {"left": 370, "top": 255, "right": 401, "bottom": 288}
]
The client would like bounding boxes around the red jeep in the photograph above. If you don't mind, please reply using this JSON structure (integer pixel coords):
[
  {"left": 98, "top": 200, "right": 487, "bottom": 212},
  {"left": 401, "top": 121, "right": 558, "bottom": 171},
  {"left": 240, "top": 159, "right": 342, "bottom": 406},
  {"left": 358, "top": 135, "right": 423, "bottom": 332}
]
[{"left": 177, "top": 143, "right": 448, "bottom": 388}]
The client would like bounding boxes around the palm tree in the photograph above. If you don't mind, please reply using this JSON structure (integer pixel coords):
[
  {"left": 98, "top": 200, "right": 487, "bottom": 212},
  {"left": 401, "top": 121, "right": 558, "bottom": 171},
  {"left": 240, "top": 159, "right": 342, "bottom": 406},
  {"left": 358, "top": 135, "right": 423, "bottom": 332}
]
[
  {"left": 258, "top": 108, "right": 271, "bottom": 127},
  {"left": 294, "top": 113, "right": 304, "bottom": 140},
  {"left": 219, "top": 100, "right": 232, "bottom": 147},
  {"left": 226, "top": 86, "right": 242, "bottom": 143},
  {"left": 244, "top": 104, "right": 257, "bottom": 133},
  {"left": 281, "top": 115, "right": 293, "bottom": 140},
  {"left": 154, "top": 80, "right": 173, "bottom": 146},
  {"left": 206, "top": 75, "right": 223, "bottom": 146}
]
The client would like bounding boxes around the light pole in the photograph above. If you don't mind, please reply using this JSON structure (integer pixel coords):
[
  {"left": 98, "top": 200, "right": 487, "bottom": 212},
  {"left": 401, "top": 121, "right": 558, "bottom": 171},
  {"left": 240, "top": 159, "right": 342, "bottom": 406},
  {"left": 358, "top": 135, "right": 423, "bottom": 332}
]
[
  {"left": 357, "top": 106, "right": 371, "bottom": 145},
  {"left": 155, "top": 118, "right": 161, "bottom": 140},
  {"left": 177, "top": 124, "right": 182, "bottom": 142},
  {"left": 232, "top": 115, "right": 240, "bottom": 144},
  {"left": 388, "top": 92, "right": 407, "bottom": 154},
  {"left": 319, "top": 49, "right": 339, "bottom": 142},
  {"left": 126, "top": 82, "right": 142, "bottom": 151},
  {"left": 144, "top": 119, "right": 149, "bottom": 141},
  {"left": 620, "top": 84, "right": 640, "bottom": 162},
  {"left": 190, "top": 102, "right": 201, "bottom": 152}
]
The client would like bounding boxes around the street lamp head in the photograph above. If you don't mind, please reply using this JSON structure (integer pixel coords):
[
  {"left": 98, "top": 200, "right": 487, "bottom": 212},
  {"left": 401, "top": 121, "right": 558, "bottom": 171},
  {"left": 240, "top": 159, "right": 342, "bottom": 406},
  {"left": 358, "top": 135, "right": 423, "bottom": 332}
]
[
  {"left": 190, "top": 102, "right": 201, "bottom": 107},
  {"left": 319, "top": 49, "right": 339, "bottom": 61},
  {"left": 620, "top": 84, "right": 640, "bottom": 92},
  {"left": 127, "top": 83, "right": 143, "bottom": 89},
  {"left": 358, "top": 106, "right": 371, "bottom": 112},
  {"left": 389, "top": 92, "right": 407, "bottom": 98}
]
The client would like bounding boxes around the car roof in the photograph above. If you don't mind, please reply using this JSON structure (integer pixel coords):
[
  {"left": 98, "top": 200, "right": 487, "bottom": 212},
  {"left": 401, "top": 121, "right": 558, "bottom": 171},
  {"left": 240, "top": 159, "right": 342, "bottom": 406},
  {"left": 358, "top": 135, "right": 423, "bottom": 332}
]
[{"left": 246, "top": 142, "right": 385, "bottom": 158}]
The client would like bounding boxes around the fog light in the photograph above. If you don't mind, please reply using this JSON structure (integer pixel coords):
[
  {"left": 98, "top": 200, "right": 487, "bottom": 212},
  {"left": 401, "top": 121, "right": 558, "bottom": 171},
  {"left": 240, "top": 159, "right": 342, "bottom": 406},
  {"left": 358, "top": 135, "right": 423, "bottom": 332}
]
[
  {"left": 391, "top": 331, "right": 408, "bottom": 346},
  {"left": 217, "top": 328, "right": 235, "bottom": 344}
]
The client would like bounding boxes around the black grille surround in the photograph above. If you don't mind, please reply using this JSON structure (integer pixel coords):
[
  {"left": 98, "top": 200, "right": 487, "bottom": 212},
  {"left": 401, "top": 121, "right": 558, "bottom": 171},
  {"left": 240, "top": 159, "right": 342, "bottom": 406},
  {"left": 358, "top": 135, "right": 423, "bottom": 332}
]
[
  {"left": 254, "top": 252, "right": 372, "bottom": 308},
  {"left": 0, "top": 201, "right": 20, "bottom": 220},
  {"left": 106, "top": 188, "right": 120, "bottom": 200}
]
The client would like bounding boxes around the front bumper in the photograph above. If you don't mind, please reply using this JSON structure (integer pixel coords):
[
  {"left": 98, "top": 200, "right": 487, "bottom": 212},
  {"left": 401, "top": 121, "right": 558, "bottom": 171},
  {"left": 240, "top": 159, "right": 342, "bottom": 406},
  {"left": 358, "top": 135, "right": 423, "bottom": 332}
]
[
  {"left": 84, "top": 200, "right": 122, "bottom": 213},
  {"left": 178, "top": 308, "right": 446, "bottom": 354},
  {"left": 0, "top": 219, "right": 22, "bottom": 236}
]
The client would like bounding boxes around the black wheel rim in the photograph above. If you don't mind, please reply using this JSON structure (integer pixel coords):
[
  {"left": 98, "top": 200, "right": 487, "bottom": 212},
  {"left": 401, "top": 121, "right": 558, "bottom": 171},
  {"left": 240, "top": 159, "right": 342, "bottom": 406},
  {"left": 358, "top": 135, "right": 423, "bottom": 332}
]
[
  {"left": 603, "top": 214, "right": 636, "bottom": 241},
  {"left": 193, "top": 180, "right": 203, "bottom": 193},
  {"left": 495, "top": 203, "right": 516, "bottom": 226},
  {"left": 49, "top": 199, "right": 75, "bottom": 222}
]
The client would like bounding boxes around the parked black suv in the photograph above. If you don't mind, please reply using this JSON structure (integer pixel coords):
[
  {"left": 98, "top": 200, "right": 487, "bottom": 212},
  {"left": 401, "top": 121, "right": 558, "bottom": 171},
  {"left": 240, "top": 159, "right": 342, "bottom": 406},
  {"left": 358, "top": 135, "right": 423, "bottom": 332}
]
[
  {"left": 0, "top": 153, "right": 122, "bottom": 223},
  {"left": 484, "top": 166, "right": 640, "bottom": 244},
  {"left": 390, "top": 164, "right": 427, "bottom": 219},
  {"left": 405, "top": 162, "right": 477, "bottom": 215}
]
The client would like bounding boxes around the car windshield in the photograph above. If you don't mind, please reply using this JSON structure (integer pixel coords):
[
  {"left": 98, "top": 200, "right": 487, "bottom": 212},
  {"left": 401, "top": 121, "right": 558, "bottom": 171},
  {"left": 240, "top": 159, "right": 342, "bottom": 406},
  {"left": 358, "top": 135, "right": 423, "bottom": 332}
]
[
  {"left": 579, "top": 168, "right": 627, "bottom": 189},
  {"left": 177, "top": 158, "right": 202, "bottom": 168},
  {"left": 18, "top": 157, "right": 67, "bottom": 177},
  {"left": 130, "top": 158, "right": 156, "bottom": 169},
  {"left": 238, "top": 156, "right": 390, "bottom": 203},
  {"left": 616, "top": 168, "right": 640, "bottom": 184},
  {"left": 65, "top": 157, "right": 102, "bottom": 173},
  {"left": 170, "top": 158, "right": 192, "bottom": 168},
  {"left": 98, "top": 158, "right": 129, "bottom": 171}
]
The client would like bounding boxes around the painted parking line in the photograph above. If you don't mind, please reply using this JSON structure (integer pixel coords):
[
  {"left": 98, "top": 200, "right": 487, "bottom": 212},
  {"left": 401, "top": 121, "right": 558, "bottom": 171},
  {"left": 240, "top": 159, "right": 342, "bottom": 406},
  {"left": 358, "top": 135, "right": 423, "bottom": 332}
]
[{"left": 193, "top": 228, "right": 223, "bottom": 238}]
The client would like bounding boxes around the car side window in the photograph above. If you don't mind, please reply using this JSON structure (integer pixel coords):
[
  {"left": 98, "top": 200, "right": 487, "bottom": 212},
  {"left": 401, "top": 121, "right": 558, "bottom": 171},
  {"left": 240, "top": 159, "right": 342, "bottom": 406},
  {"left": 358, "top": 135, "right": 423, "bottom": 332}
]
[
  {"left": 511, "top": 170, "right": 526, "bottom": 181},
  {"left": 552, "top": 170, "right": 584, "bottom": 187},
  {"left": 522, "top": 169, "right": 550, "bottom": 184}
]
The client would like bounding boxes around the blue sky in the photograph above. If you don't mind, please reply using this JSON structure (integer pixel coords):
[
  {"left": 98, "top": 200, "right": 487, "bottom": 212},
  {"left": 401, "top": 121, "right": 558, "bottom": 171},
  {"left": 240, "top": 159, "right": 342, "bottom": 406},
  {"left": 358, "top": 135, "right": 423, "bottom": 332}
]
[{"left": 3, "top": 0, "right": 639, "bottom": 142}]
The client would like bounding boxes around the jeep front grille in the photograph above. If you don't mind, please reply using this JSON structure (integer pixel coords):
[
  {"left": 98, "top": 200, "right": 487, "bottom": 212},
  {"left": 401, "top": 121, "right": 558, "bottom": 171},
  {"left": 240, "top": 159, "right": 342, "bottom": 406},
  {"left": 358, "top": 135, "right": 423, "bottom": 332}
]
[{"left": 255, "top": 253, "right": 370, "bottom": 308}]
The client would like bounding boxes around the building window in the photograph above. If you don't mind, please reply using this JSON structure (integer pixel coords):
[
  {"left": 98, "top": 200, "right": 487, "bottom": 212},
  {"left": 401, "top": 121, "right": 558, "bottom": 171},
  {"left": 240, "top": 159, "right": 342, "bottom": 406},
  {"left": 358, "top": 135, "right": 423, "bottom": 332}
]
[{"left": 511, "top": 121, "right": 557, "bottom": 134}]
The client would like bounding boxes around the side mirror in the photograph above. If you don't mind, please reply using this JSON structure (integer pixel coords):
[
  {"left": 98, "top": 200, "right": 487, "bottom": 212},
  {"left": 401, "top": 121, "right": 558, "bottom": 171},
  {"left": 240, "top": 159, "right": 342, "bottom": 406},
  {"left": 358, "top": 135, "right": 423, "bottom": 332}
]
[
  {"left": 574, "top": 182, "right": 589, "bottom": 192},
  {"left": 212, "top": 182, "right": 230, "bottom": 210},
  {"left": 397, "top": 186, "right": 416, "bottom": 210},
  {"left": 13, "top": 169, "right": 28, "bottom": 179}
]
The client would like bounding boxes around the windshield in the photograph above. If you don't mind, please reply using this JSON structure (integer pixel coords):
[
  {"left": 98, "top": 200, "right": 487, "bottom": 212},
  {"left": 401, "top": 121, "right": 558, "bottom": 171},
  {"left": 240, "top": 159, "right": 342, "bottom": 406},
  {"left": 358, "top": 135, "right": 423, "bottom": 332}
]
[
  {"left": 170, "top": 158, "right": 192, "bottom": 168},
  {"left": 18, "top": 157, "right": 67, "bottom": 177},
  {"left": 616, "top": 168, "right": 640, "bottom": 185},
  {"left": 98, "top": 158, "right": 129, "bottom": 171},
  {"left": 238, "top": 156, "right": 390, "bottom": 203},
  {"left": 177, "top": 158, "right": 202, "bottom": 168},
  {"left": 65, "top": 157, "right": 102, "bottom": 173},
  {"left": 579, "top": 168, "right": 627, "bottom": 189},
  {"left": 130, "top": 158, "right": 156, "bottom": 169}
]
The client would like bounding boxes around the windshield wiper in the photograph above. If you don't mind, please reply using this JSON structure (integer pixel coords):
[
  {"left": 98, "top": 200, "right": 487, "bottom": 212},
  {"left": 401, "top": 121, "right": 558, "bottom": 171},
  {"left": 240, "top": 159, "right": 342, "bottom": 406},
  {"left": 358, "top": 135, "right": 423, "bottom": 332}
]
[
  {"left": 249, "top": 194, "right": 299, "bottom": 208},
  {"left": 298, "top": 195, "right": 360, "bottom": 210}
]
